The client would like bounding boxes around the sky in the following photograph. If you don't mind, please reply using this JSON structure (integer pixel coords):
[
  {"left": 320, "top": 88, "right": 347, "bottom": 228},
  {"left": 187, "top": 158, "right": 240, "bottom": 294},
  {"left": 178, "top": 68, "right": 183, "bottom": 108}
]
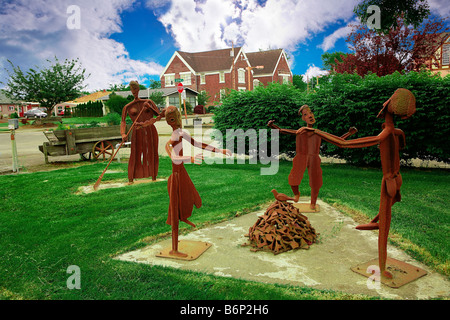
[{"left": 0, "top": 0, "right": 449, "bottom": 92}]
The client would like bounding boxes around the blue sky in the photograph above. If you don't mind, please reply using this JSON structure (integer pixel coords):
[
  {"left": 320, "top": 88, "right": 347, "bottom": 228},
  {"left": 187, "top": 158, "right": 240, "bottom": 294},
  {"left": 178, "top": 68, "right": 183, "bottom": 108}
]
[{"left": 0, "top": 0, "right": 448, "bottom": 91}]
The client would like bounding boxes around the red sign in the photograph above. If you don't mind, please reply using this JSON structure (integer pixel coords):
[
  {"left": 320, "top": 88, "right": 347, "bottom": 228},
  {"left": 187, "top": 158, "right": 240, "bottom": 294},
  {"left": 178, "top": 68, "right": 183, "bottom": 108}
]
[{"left": 177, "top": 82, "right": 184, "bottom": 93}]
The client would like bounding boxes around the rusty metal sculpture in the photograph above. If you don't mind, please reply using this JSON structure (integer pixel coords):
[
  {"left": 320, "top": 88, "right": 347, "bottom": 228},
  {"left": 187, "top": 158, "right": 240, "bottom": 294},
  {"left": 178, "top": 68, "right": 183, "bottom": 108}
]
[
  {"left": 120, "top": 81, "right": 163, "bottom": 183},
  {"left": 268, "top": 105, "right": 356, "bottom": 210},
  {"left": 297, "top": 88, "right": 416, "bottom": 280},
  {"left": 164, "top": 105, "right": 232, "bottom": 258},
  {"left": 244, "top": 189, "right": 317, "bottom": 254}
]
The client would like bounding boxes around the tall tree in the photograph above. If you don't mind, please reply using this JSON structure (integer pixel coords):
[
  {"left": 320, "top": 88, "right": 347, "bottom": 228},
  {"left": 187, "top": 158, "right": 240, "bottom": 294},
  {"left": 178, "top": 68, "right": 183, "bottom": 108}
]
[
  {"left": 334, "top": 15, "right": 449, "bottom": 77},
  {"left": 354, "top": 0, "right": 431, "bottom": 34},
  {"left": 1, "top": 57, "right": 88, "bottom": 115},
  {"left": 321, "top": 51, "right": 348, "bottom": 71}
]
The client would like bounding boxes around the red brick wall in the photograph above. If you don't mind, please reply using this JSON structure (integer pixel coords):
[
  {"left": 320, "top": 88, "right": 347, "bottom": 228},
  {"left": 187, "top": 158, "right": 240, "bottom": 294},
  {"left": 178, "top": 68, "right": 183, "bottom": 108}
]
[{"left": 161, "top": 51, "right": 293, "bottom": 106}]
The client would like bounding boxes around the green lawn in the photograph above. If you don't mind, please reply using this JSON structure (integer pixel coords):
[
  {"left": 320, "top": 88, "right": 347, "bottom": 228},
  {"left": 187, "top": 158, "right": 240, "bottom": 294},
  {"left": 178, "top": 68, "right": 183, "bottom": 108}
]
[{"left": 0, "top": 158, "right": 448, "bottom": 300}]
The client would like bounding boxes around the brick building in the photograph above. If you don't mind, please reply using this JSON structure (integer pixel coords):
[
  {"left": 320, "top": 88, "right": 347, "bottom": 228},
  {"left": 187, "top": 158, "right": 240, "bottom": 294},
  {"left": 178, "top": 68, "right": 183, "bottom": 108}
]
[
  {"left": 160, "top": 47, "right": 293, "bottom": 106},
  {"left": 427, "top": 32, "right": 450, "bottom": 77}
]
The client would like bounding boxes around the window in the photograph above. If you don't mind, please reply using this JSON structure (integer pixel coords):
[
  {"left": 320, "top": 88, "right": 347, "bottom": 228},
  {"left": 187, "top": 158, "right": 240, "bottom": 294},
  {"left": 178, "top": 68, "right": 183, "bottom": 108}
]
[
  {"left": 200, "top": 74, "right": 206, "bottom": 84},
  {"left": 180, "top": 72, "right": 191, "bottom": 85},
  {"left": 220, "top": 89, "right": 226, "bottom": 101},
  {"left": 253, "top": 79, "right": 261, "bottom": 90},
  {"left": 219, "top": 71, "right": 225, "bottom": 83},
  {"left": 238, "top": 69, "right": 245, "bottom": 83},
  {"left": 169, "top": 95, "right": 180, "bottom": 108},
  {"left": 442, "top": 43, "right": 450, "bottom": 66},
  {"left": 238, "top": 87, "right": 246, "bottom": 92},
  {"left": 165, "top": 74, "right": 175, "bottom": 87},
  {"left": 9, "top": 106, "right": 15, "bottom": 111},
  {"left": 280, "top": 74, "right": 290, "bottom": 84}
]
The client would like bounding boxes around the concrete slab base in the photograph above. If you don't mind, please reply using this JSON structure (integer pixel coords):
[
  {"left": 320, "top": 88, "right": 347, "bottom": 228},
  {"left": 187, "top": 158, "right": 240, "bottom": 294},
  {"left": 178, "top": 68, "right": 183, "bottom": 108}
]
[
  {"left": 114, "top": 198, "right": 450, "bottom": 300},
  {"left": 351, "top": 257, "right": 428, "bottom": 288},
  {"left": 156, "top": 240, "right": 212, "bottom": 261},
  {"left": 293, "top": 203, "right": 320, "bottom": 213}
]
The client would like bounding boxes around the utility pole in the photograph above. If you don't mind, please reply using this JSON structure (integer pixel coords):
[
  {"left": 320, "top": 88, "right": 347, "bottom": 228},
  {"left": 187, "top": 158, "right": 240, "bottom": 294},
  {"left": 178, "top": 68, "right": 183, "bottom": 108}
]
[{"left": 231, "top": 41, "right": 235, "bottom": 90}]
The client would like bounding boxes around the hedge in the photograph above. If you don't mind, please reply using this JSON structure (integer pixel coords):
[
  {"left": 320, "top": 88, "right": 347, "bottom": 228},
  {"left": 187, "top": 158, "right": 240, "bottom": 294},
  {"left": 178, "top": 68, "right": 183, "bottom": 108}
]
[
  {"left": 213, "top": 72, "right": 450, "bottom": 166},
  {"left": 72, "top": 100, "right": 103, "bottom": 117}
]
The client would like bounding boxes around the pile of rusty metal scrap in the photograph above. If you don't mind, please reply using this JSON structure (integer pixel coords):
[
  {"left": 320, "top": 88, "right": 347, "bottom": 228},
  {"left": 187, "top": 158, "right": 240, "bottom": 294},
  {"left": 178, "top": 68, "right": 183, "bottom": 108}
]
[{"left": 244, "top": 200, "right": 317, "bottom": 255}]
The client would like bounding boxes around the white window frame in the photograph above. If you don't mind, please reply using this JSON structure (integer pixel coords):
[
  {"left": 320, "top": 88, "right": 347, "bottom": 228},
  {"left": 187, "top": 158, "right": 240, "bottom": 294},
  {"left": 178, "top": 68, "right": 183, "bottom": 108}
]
[
  {"left": 238, "top": 87, "right": 246, "bottom": 92},
  {"left": 280, "top": 74, "right": 290, "bottom": 84},
  {"left": 442, "top": 43, "right": 450, "bottom": 66},
  {"left": 180, "top": 72, "right": 191, "bottom": 85},
  {"left": 219, "top": 71, "right": 225, "bottom": 83},
  {"left": 200, "top": 73, "right": 206, "bottom": 84},
  {"left": 165, "top": 74, "right": 175, "bottom": 87},
  {"left": 238, "top": 69, "right": 245, "bottom": 84}
]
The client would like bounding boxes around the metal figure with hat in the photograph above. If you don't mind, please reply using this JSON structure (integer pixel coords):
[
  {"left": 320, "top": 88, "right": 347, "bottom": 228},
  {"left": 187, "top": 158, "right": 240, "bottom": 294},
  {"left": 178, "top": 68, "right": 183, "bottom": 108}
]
[{"left": 297, "top": 88, "right": 416, "bottom": 279}]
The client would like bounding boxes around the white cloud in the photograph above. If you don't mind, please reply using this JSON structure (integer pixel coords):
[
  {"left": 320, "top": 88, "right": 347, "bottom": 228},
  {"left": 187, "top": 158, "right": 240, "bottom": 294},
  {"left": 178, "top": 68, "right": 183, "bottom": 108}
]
[
  {"left": 302, "top": 64, "right": 329, "bottom": 82},
  {"left": 153, "top": 0, "right": 359, "bottom": 54},
  {"left": 319, "top": 21, "right": 356, "bottom": 51},
  {"left": 429, "top": 0, "right": 450, "bottom": 19},
  {"left": 0, "top": 0, "right": 164, "bottom": 91}
]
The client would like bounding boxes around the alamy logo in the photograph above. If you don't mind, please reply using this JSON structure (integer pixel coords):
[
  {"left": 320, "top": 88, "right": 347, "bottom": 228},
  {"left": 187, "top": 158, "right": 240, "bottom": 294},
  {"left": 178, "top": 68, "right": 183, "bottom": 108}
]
[
  {"left": 67, "top": 5, "right": 81, "bottom": 30},
  {"left": 66, "top": 265, "right": 81, "bottom": 290},
  {"left": 366, "top": 5, "right": 381, "bottom": 30}
]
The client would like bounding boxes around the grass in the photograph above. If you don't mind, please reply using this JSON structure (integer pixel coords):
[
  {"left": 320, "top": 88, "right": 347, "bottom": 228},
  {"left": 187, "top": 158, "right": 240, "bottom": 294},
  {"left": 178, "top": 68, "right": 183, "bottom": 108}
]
[{"left": 0, "top": 158, "right": 448, "bottom": 300}]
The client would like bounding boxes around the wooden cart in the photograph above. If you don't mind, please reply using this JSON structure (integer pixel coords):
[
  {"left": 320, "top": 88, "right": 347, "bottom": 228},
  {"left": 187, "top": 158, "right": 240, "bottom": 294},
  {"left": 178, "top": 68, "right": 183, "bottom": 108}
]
[{"left": 39, "top": 125, "right": 131, "bottom": 164}]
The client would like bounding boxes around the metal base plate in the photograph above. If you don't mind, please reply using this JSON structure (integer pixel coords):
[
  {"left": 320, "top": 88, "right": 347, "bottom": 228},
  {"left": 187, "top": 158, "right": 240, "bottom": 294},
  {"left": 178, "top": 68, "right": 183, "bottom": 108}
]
[
  {"left": 156, "top": 240, "right": 212, "bottom": 261},
  {"left": 293, "top": 203, "right": 320, "bottom": 213},
  {"left": 351, "top": 257, "right": 427, "bottom": 288}
]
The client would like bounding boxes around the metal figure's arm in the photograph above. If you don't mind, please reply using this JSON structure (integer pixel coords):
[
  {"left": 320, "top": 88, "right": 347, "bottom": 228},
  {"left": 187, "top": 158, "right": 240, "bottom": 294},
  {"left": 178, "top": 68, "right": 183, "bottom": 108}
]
[{"left": 267, "top": 120, "right": 297, "bottom": 135}]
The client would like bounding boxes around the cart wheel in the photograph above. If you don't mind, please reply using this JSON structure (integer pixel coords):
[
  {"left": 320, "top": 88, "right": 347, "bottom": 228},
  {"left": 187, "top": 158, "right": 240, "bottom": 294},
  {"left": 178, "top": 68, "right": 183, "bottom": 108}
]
[{"left": 92, "top": 140, "right": 114, "bottom": 161}]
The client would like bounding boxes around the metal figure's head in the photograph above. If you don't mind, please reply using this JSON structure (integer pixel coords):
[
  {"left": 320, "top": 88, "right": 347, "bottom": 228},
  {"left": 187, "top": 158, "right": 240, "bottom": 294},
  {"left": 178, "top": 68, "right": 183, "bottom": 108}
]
[
  {"left": 165, "top": 105, "right": 182, "bottom": 129},
  {"left": 298, "top": 105, "right": 316, "bottom": 126},
  {"left": 378, "top": 88, "right": 416, "bottom": 119}
]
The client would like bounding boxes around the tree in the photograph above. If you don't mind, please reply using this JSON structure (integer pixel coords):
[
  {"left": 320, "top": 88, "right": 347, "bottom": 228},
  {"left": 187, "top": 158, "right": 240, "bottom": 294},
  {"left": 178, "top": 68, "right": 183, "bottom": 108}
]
[
  {"left": 149, "top": 79, "right": 161, "bottom": 89},
  {"left": 196, "top": 90, "right": 210, "bottom": 106},
  {"left": 1, "top": 57, "right": 88, "bottom": 115},
  {"left": 149, "top": 91, "right": 165, "bottom": 107},
  {"left": 292, "top": 74, "right": 307, "bottom": 91},
  {"left": 334, "top": 15, "right": 449, "bottom": 77},
  {"left": 321, "top": 51, "right": 348, "bottom": 71},
  {"left": 354, "top": 0, "right": 431, "bottom": 34}
]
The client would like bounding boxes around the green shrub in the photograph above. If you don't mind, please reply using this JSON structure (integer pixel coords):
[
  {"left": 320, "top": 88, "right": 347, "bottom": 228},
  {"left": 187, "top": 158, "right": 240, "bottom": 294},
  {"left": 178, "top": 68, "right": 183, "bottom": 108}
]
[
  {"left": 104, "top": 94, "right": 132, "bottom": 114},
  {"left": 302, "top": 71, "right": 450, "bottom": 166},
  {"left": 72, "top": 100, "right": 103, "bottom": 117},
  {"left": 213, "top": 82, "right": 303, "bottom": 156},
  {"left": 213, "top": 72, "right": 450, "bottom": 166},
  {"left": 105, "top": 112, "right": 121, "bottom": 126}
]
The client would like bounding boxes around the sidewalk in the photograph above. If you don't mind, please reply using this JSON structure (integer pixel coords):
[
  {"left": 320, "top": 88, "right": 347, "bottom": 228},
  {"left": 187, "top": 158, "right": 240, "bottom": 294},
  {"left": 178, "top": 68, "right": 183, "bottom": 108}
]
[{"left": 115, "top": 197, "right": 450, "bottom": 300}]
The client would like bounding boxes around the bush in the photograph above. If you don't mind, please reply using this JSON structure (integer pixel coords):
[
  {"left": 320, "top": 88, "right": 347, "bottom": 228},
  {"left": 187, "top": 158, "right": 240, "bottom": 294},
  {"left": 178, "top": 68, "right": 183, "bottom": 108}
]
[
  {"left": 302, "top": 71, "right": 450, "bottom": 166},
  {"left": 104, "top": 93, "right": 132, "bottom": 114},
  {"left": 213, "top": 72, "right": 450, "bottom": 166},
  {"left": 105, "top": 112, "right": 121, "bottom": 126},
  {"left": 72, "top": 100, "right": 103, "bottom": 117},
  {"left": 213, "top": 82, "right": 303, "bottom": 156}
]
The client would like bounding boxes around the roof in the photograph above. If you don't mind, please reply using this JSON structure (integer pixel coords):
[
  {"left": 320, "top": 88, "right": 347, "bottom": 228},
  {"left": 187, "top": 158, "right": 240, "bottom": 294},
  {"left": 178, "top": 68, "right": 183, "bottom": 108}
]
[
  {"left": 177, "top": 47, "right": 242, "bottom": 73},
  {"left": 99, "top": 87, "right": 199, "bottom": 101},
  {"left": 67, "top": 90, "right": 112, "bottom": 103},
  {"left": 164, "top": 47, "right": 288, "bottom": 77},
  {"left": 246, "top": 49, "right": 284, "bottom": 76}
]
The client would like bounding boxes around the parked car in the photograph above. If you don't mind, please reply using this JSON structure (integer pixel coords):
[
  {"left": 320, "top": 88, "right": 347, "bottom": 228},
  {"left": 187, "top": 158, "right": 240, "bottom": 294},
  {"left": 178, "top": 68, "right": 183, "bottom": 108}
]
[{"left": 24, "top": 109, "right": 47, "bottom": 118}]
